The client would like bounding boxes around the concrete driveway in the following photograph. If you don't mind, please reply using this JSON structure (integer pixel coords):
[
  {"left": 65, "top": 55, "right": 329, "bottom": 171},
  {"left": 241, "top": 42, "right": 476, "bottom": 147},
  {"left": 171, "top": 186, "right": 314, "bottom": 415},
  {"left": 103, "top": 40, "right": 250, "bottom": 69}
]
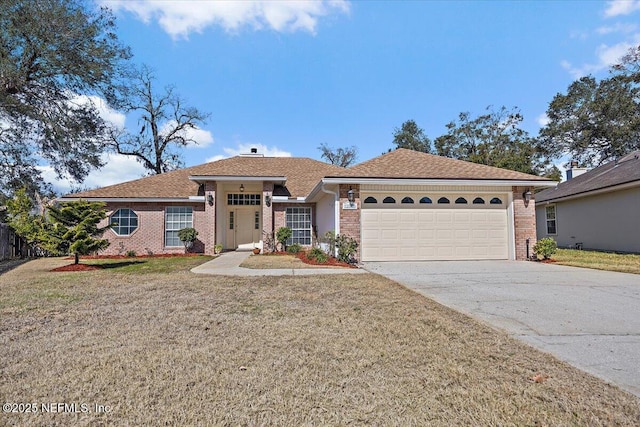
[{"left": 364, "top": 260, "right": 640, "bottom": 397}]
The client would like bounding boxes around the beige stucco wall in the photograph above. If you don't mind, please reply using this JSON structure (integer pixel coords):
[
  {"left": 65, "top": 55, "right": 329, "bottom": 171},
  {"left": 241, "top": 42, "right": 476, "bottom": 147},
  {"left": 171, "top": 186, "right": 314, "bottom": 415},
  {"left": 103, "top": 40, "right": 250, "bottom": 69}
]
[{"left": 536, "top": 186, "right": 640, "bottom": 253}]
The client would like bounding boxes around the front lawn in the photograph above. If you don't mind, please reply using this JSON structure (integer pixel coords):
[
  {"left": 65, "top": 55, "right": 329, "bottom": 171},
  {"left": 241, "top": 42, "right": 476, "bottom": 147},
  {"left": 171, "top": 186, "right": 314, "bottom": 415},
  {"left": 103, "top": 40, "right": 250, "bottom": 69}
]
[
  {"left": 553, "top": 248, "right": 640, "bottom": 274},
  {"left": 1, "top": 258, "right": 639, "bottom": 425}
]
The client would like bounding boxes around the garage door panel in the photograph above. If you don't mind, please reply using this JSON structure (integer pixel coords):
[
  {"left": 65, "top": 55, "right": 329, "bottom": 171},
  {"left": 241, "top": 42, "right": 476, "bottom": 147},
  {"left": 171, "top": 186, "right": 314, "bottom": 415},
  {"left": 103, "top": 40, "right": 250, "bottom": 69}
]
[{"left": 361, "top": 207, "right": 508, "bottom": 261}]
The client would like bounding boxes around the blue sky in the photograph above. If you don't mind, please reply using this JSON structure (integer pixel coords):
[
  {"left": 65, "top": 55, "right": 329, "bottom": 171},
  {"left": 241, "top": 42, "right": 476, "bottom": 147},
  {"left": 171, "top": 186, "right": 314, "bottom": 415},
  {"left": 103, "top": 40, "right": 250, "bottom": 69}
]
[{"left": 43, "top": 0, "right": 640, "bottom": 192}]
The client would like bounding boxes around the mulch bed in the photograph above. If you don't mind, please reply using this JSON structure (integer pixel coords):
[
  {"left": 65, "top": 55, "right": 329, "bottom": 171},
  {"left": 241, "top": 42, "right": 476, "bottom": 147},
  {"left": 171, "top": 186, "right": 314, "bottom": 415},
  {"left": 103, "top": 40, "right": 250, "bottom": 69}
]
[
  {"left": 76, "top": 253, "right": 203, "bottom": 260},
  {"left": 266, "top": 251, "right": 356, "bottom": 268},
  {"left": 51, "top": 263, "right": 103, "bottom": 272}
]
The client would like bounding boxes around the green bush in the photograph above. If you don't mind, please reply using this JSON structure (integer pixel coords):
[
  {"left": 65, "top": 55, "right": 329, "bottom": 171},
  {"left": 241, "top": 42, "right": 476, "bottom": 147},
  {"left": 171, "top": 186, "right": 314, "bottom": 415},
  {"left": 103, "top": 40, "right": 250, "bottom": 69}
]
[
  {"left": 276, "top": 227, "right": 292, "bottom": 252},
  {"left": 307, "top": 247, "right": 328, "bottom": 263},
  {"left": 178, "top": 227, "right": 198, "bottom": 253},
  {"left": 125, "top": 250, "right": 136, "bottom": 257},
  {"left": 335, "top": 234, "right": 358, "bottom": 264},
  {"left": 534, "top": 237, "right": 557, "bottom": 260},
  {"left": 287, "top": 243, "right": 302, "bottom": 254}
]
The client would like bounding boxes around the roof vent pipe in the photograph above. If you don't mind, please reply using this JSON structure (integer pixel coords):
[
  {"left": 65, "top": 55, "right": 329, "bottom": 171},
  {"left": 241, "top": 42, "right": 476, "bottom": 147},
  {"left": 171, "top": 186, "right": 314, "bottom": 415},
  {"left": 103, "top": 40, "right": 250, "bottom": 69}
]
[{"left": 251, "top": 147, "right": 257, "bottom": 154}]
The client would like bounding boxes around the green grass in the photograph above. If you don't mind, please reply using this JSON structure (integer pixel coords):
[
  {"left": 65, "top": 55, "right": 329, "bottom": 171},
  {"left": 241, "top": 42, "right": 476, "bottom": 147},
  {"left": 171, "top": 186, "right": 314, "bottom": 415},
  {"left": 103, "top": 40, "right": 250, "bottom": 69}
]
[
  {"left": 85, "top": 255, "right": 213, "bottom": 274},
  {"left": 553, "top": 249, "right": 640, "bottom": 274}
]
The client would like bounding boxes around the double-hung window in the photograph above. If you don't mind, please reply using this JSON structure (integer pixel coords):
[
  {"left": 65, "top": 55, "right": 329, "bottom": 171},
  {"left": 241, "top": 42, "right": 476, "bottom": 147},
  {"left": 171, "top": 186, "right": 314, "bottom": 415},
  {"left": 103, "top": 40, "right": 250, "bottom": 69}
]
[
  {"left": 165, "top": 206, "right": 193, "bottom": 246},
  {"left": 285, "top": 207, "right": 312, "bottom": 245},
  {"left": 545, "top": 205, "right": 557, "bottom": 235}
]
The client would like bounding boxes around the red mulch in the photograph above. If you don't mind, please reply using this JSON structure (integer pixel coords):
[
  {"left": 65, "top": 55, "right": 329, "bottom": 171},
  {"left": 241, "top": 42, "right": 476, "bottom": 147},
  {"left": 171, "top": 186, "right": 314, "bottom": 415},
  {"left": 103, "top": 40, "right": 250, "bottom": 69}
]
[
  {"left": 51, "top": 263, "right": 102, "bottom": 272},
  {"left": 69, "top": 253, "right": 203, "bottom": 260},
  {"left": 265, "top": 251, "right": 356, "bottom": 268}
]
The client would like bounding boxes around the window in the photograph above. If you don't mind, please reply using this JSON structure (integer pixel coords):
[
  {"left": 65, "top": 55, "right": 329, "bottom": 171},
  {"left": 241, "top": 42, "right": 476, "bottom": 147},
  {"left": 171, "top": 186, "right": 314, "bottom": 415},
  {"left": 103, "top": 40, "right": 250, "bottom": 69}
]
[
  {"left": 401, "top": 197, "right": 414, "bottom": 204},
  {"left": 364, "top": 196, "right": 377, "bottom": 204},
  {"left": 286, "top": 207, "right": 312, "bottom": 245},
  {"left": 227, "top": 194, "right": 261, "bottom": 205},
  {"left": 419, "top": 197, "right": 432, "bottom": 204},
  {"left": 437, "top": 197, "right": 450, "bottom": 204},
  {"left": 455, "top": 197, "right": 468, "bottom": 204},
  {"left": 383, "top": 196, "right": 396, "bottom": 204},
  {"left": 472, "top": 197, "right": 485, "bottom": 204},
  {"left": 110, "top": 208, "right": 138, "bottom": 236},
  {"left": 254, "top": 211, "right": 260, "bottom": 230},
  {"left": 545, "top": 205, "right": 557, "bottom": 235},
  {"left": 165, "top": 207, "right": 193, "bottom": 247},
  {"left": 490, "top": 197, "right": 503, "bottom": 205}
]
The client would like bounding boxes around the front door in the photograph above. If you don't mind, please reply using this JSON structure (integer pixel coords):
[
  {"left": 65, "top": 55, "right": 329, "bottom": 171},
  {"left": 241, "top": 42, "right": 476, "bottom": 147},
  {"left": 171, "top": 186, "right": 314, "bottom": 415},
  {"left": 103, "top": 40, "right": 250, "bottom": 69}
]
[{"left": 235, "top": 209, "right": 259, "bottom": 249}]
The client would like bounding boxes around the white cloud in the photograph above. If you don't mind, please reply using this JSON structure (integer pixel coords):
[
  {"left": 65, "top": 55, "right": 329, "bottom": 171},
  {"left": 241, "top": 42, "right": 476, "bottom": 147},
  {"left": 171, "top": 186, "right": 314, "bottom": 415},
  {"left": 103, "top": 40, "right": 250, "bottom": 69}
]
[
  {"left": 536, "top": 113, "right": 550, "bottom": 127},
  {"left": 70, "top": 94, "right": 126, "bottom": 129},
  {"left": 40, "top": 153, "right": 148, "bottom": 195},
  {"left": 158, "top": 121, "right": 215, "bottom": 148},
  {"left": 604, "top": 0, "right": 640, "bottom": 17},
  {"left": 561, "top": 38, "right": 638, "bottom": 77},
  {"left": 596, "top": 22, "right": 638, "bottom": 34},
  {"left": 102, "top": 0, "right": 350, "bottom": 39},
  {"left": 205, "top": 143, "right": 292, "bottom": 162}
]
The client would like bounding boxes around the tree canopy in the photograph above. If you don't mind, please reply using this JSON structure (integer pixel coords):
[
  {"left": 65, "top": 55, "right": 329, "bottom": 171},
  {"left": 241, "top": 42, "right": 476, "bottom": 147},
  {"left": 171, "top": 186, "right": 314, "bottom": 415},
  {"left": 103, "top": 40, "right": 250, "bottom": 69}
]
[
  {"left": 391, "top": 120, "right": 432, "bottom": 153},
  {"left": 435, "top": 106, "right": 556, "bottom": 177},
  {"left": 318, "top": 143, "right": 358, "bottom": 167},
  {"left": 110, "top": 66, "right": 210, "bottom": 174},
  {"left": 0, "top": 0, "right": 130, "bottom": 199},
  {"left": 540, "top": 45, "right": 640, "bottom": 167}
]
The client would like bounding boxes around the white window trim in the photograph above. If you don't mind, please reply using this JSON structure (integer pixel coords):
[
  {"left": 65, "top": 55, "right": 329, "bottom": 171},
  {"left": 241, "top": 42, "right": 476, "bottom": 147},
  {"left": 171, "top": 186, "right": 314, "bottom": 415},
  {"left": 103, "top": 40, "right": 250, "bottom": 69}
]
[
  {"left": 110, "top": 208, "right": 139, "bottom": 237},
  {"left": 545, "top": 204, "right": 558, "bottom": 236},
  {"left": 165, "top": 206, "right": 194, "bottom": 247},
  {"left": 285, "top": 207, "right": 313, "bottom": 246}
]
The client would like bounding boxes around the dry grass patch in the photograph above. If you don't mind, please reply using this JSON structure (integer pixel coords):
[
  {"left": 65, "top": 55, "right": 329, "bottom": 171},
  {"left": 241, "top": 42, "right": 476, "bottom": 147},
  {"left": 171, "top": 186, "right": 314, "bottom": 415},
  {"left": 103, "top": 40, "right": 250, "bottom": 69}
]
[
  {"left": 553, "top": 249, "right": 640, "bottom": 274},
  {"left": 1, "top": 259, "right": 639, "bottom": 426},
  {"left": 240, "top": 253, "right": 331, "bottom": 269}
]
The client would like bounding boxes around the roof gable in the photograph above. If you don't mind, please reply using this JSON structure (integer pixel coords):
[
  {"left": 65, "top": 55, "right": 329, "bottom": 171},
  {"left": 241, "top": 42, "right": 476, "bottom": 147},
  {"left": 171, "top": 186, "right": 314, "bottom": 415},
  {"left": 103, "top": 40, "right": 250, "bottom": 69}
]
[{"left": 537, "top": 151, "right": 640, "bottom": 203}]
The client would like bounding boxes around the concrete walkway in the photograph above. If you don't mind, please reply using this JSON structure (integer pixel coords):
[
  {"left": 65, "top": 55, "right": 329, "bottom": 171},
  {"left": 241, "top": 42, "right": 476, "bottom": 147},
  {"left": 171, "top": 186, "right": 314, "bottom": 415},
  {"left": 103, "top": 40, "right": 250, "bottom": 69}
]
[
  {"left": 365, "top": 260, "right": 640, "bottom": 398},
  {"left": 191, "top": 251, "right": 366, "bottom": 276}
]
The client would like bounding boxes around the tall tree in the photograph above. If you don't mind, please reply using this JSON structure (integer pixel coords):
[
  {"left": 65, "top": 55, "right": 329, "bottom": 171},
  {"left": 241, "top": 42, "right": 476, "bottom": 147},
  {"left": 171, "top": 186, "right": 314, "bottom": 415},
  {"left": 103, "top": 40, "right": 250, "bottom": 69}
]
[
  {"left": 110, "top": 66, "right": 210, "bottom": 174},
  {"left": 0, "top": 0, "right": 131, "bottom": 198},
  {"left": 391, "top": 120, "right": 432, "bottom": 153},
  {"left": 43, "top": 200, "right": 111, "bottom": 264},
  {"left": 539, "top": 75, "right": 640, "bottom": 167},
  {"left": 435, "top": 106, "right": 553, "bottom": 176},
  {"left": 318, "top": 143, "right": 358, "bottom": 167}
]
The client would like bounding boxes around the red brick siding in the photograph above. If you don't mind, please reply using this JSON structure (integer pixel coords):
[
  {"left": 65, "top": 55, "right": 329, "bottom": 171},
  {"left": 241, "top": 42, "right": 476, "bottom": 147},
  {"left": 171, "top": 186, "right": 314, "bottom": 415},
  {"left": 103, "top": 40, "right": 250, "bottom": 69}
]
[
  {"left": 512, "top": 186, "right": 536, "bottom": 260},
  {"left": 262, "top": 182, "right": 274, "bottom": 243},
  {"left": 203, "top": 182, "right": 216, "bottom": 254},
  {"left": 339, "top": 184, "right": 361, "bottom": 260},
  {"left": 100, "top": 202, "right": 211, "bottom": 255}
]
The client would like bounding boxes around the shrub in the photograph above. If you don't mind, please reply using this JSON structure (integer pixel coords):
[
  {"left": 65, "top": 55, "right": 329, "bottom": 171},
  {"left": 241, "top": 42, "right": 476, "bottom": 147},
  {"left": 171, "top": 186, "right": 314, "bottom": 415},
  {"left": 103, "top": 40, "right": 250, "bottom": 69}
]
[
  {"left": 214, "top": 244, "right": 223, "bottom": 254},
  {"left": 178, "top": 227, "right": 198, "bottom": 253},
  {"left": 307, "top": 247, "right": 328, "bottom": 263},
  {"left": 287, "top": 243, "right": 302, "bottom": 254},
  {"left": 335, "top": 234, "right": 358, "bottom": 264},
  {"left": 534, "top": 237, "right": 557, "bottom": 260},
  {"left": 276, "top": 227, "right": 292, "bottom": 252},
  {"left": 125, "top": 250, "right": 136, "bottom": 257}
]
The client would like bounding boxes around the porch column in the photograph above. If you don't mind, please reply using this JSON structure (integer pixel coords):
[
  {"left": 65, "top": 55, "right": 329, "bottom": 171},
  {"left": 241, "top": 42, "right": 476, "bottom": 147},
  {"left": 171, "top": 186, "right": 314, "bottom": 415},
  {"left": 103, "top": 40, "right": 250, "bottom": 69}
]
[
  {"left": 262, "top": 182, "right": 274, "bottom": 250},
  {"left": 512, "top": 186, "right": 536, "bottom": 260},
  {"left": 339, "top": 184, "right": 361, "bottom": 260},
  {"left": 204, "top": 181, "right": 217, "bottom": 255}
]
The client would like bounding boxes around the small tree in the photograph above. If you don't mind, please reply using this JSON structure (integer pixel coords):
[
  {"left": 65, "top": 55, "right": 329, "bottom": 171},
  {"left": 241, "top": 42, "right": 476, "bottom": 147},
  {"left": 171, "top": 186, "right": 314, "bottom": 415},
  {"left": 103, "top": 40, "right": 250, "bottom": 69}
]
[
  {"left": 42, "top": 200, "right": 111, "bottom": 264},
  {"left": 318, "top": 143, "right": 358, "bottom": 167},
  {"left": 5, "top": 188, "right": 41, "bottom": 250},
  {"left": 275, "top": 227, "right": 292, "bottom": 252},
  {"left": 178, "top": 227, "right": 198, "bottom": 253}
]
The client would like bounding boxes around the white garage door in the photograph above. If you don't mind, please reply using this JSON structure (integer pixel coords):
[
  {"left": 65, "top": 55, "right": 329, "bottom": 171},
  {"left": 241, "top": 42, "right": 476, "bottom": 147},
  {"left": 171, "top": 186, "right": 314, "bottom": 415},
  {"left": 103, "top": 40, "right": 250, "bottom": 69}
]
[{"left": 361, "top": 195, "right": 509, "bottom": 261}]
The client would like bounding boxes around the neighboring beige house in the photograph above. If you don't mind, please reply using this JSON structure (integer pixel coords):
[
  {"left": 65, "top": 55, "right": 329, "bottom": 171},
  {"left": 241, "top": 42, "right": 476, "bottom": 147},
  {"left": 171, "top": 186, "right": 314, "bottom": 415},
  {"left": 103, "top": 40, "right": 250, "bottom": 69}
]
[
  {"left": 60, "top": 148, "right": 555, "bottom": 261},
  {"left": 536, "top": 151, "right": 640, "bottom": 253}
]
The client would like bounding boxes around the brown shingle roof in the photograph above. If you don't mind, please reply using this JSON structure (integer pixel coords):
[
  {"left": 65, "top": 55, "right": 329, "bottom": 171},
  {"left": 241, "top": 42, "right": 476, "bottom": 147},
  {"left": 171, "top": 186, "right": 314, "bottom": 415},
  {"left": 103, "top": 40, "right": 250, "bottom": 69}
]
[
  {"left": 69, "top": 156, "right": 346, "bottom": 199},
  {"left": 337, "top": 148, "right": 553, "bottom": 181},
  {"left": 537, "top": 151, "right": 640, "bottom": 203}
]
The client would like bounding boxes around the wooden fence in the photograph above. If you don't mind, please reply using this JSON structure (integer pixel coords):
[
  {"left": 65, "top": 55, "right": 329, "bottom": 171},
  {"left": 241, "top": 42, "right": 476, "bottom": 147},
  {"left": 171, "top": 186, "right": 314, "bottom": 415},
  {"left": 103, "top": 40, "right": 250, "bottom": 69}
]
[{"left": 0, "top": 224, "right": 27, "bottom": 260}]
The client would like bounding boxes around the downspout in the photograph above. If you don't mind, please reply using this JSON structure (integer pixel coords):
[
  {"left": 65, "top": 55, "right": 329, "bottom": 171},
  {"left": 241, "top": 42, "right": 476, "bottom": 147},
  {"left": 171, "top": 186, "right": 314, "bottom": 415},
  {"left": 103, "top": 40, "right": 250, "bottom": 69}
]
[{"left": 321, "top": 183, "right": 339, "bottom": 256}]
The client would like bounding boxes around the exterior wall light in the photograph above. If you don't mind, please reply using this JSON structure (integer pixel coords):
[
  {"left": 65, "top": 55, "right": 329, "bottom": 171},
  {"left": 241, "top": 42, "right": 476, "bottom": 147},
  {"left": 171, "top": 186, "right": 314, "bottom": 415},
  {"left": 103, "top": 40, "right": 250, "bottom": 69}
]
[
  {"left": 207, "top": 194, "right": 214, "bottom": 206},
  {"left": 523, "top": 189, "right": 532, "bottom": 207},
  {"left": 265, "top": 195, "right": 271, "bottom": 207},
  {"left": 240, "top": 184, "right": 245, "bottom": 193},
  {"left": 347, "top": 186, "right": 355, "bottom": 203}
]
